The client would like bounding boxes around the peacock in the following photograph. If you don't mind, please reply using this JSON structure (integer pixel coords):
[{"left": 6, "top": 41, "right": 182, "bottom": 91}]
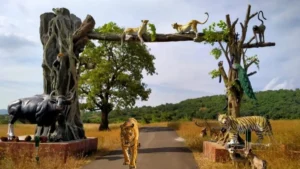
[{"left": 232, "top": 63, "right": 257, "bottom": 100}]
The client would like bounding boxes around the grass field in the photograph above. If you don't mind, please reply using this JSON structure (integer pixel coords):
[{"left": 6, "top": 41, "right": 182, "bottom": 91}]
[{"left": 0, "top": 120, "right": 300, "bottom": 169}]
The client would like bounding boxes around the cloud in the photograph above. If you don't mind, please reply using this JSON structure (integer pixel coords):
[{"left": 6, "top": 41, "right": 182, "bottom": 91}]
[
  {"left": 0, "top": 33, "right": 37, "bottom": 50},
  {"left": 0, "top": 0, "right": 299, "bottom": 109},
  {"left": 263, "top": 77, "right": 295, "bottom": 91},
  {"left": 136, "top": 84, "right": 215, "bottom": 107}
]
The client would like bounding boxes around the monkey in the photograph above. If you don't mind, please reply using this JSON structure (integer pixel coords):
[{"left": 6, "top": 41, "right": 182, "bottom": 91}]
[
  {"left": 171, "top": 12, "right": 209, "bottom": 40},
  {"left": 253, "top": 11, "right": 267, "bottom": 44},
  {"left": 121, "top": 20, "right": 149, "bottom": 46}
]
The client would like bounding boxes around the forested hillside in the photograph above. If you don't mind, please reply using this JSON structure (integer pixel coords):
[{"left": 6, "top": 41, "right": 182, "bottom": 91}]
[
  {"left": 81, "top": 89, "right": 300, "bottom": 123},
  {"left": 1, "top": 89, "right": 299, "bottom": 124}
]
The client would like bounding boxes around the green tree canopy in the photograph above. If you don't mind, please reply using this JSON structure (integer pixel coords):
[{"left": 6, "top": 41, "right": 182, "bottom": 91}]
[{"left": 79, "top": 22, "right": 156, "bottom": 130}]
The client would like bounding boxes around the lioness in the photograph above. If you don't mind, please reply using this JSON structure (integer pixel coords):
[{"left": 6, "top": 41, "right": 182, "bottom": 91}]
[{"left": 120, "top": 118, "right": 139, "bottom": 169}]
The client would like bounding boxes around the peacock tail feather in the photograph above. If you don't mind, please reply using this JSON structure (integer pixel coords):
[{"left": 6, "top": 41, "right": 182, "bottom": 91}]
[{"left": 232, "top": 63, "right": 257, "bottom": 100}]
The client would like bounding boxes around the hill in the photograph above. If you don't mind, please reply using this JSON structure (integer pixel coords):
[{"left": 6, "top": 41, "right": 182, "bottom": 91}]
[
  {"left": 1, "top": 89, "right": 299, "bottom": 124},
  {"left": 81, "top": 89, "right": 300, "bottom": 123},
  {"left": 0, "top": 109, "right": 7, "bottom": 115}
]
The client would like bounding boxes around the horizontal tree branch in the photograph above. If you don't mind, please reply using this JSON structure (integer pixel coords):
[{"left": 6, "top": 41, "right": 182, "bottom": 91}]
[
  {"left": 87, "top": 31, "right": 276, "bottom": 49},
  {"left": 242, "top": 42, "right": 276, "bottom": 48},
  {"left": 247, "top": 71, "right": 257, "bottom": 77},
  {"left": 88, "top": 32, "right": 213, "bottom": 43}
]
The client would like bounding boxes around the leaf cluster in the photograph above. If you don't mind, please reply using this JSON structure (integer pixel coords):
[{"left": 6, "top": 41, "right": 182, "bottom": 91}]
[
  {"left": 148, "top": 23, "right": 157, "bottom": 41},
  {"left": 79, "top": 22, "right": 156, "bottom": 111},
  {"left": 202, "top": 20, "right": 229, "bottom": 45}
]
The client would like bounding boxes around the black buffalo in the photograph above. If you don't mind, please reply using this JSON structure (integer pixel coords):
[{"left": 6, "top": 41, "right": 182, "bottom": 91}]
[{"left": 7, "top": 91, "right": 74, "bottom": 139}]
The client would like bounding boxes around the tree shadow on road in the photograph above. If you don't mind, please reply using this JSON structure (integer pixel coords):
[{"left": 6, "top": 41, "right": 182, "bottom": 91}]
[
  {"left": 95, "top": 155, "right": 123, "bottom": 161},
  {"left": 139, "top": 127, "right": 174, "bottom": 133},
  {"left": 106, "top": 147, "right": 192, "bottom": 156}
]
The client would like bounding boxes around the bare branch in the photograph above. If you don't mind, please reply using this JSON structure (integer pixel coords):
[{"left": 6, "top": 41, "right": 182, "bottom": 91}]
[
  {"left": 226, "top": 43, "right": 229, "bottom": 53},
  {"left": 231, "top": 18, "right": 239, "bottom": 28},
  {"left": 226, "top": 15, "right": 232, "bottom": 30},
  {"left": 247, "top": 71, "right": 257, "bottom": 77},
  {"left": 232, "top": 18, "right": 239, "bottom": 28},
  {"left": 218, "top": 41, "right": 230, "bottom": 65},
  {"left": 249, "top": 12, "right": 258, "bottom": 20},
  {"left": 246, "top": 36, "right": 255, "bottom": 44},
  {"left": 239, "top": 4, "right": 252, "bottom": 46},
  {"left": 243, "top": 42, "right": 276, "bottom": 48},
  {"left": 240, "top": 22, "right": 245, "bottom": 32}
]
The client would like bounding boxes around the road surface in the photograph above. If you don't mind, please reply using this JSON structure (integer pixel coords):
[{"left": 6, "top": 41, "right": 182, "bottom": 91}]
[{"left": 82, "top": 126, "right": 199, "bottom": 169}]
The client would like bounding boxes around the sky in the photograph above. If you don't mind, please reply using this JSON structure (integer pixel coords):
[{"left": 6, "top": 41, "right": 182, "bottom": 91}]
[{"left": 0, "top": 0, "right": 299, "bottom": 109}]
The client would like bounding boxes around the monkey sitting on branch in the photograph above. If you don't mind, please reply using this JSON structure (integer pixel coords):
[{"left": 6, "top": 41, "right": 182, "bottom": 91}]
[
  {"left": 121, "top": 20, "right": 149, "bottom": 46},
  {"left": 171, "top": 12, "right": 209, "bottom": 41},
  {"left": 252, "top": 11, "right": 267, "bottom": 44}
]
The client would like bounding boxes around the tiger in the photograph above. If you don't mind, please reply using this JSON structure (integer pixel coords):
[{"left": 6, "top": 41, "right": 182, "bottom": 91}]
[
  {"left": 217, "top": 113, "right": 274, "bottom": 144},
  {"left": 120, "top": 118, "right": 140, "bottom": 169}
]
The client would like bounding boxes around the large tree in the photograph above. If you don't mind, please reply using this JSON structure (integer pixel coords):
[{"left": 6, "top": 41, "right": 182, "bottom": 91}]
[{"left": 79, "top": 22, "right": 156, "bottom": 130}]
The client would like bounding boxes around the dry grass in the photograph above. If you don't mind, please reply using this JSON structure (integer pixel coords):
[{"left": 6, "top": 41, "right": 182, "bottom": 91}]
[
  {"left": 0, "top": 123, "right": 122, "bottom": 169},
  {"left": 1, "top": 120, "right": 300, "bottom": 169},
  {"left": 167, "top": 120, "right": 300, "bottom": 169}
]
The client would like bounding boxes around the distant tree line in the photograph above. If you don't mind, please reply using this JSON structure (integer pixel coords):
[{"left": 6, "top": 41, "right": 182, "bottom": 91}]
[
  {"left": 81, "top": 89, "right": 300, "bottom": 124},
  {"left": 1, "top": 89, "right": 299, "bottom": 124}
]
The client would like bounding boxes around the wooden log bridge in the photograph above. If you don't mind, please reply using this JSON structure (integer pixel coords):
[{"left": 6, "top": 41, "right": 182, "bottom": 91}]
[{"left": 87, "top": 31, "right": 276, "bottom": 49}]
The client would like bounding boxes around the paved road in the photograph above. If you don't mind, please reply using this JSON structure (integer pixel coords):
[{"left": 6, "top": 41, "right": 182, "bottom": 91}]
[{"left": 82, "top": 126, "right": 199, "bottom": 169}]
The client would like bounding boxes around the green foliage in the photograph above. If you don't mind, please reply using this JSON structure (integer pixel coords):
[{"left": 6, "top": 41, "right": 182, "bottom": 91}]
[
  {"left": 210, "top": 48, "right": 222, "bottom": 59},
  {"left": 0, "top": 115, "right": 9, "bottom": 124},
  {"left": 203, "top": 20, "right": 229, "bottom": 78},
  {"left": 148, "top": 23, "right": 157, "bottom": 41},
  {"left": 209, "top": 69, "right": 221, "bottom": 79},
  {"left": 202, "top": 20, "right": 229, "bottom": 45},
  {"left": 78, "top": 89, "right": 300, "bottom": 123},
  {"left": 79, "top": 22, "right": 156, "bottom": 114},
  {"left": 246, "top": 55, "right": 260, "bottom": 70}
]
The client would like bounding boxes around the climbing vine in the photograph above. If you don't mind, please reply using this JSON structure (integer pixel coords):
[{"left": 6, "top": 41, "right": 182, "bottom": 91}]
[{"left": 148, "top": 23, "right": 157, "bottom": 41}]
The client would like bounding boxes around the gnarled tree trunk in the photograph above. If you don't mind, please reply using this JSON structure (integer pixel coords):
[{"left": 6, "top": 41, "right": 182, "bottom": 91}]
[{"left": 39, "top": 8, "right": 95, "bottom": 141}]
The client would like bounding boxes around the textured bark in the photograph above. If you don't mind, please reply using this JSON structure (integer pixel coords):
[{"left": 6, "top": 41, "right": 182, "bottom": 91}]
[
  {"left": 242, "top": 42, "right": 275, "bottom": 48},
  {"left": 99, "top": 111, "right": 109, "bottom": 131},
  {"left": 87, "top": 31, "right": 275, "bottom": 48},
  {"left": 99, "top": 102, "right": 113, "bottom": 131},
  {"left": 39, "top": 8, "right": 95, "bottom": 141}
]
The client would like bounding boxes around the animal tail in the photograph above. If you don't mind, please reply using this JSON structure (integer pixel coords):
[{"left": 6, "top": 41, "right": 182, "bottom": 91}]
[
  {"left": 195, "top": 12, "right": 209, "bottom": 24},
  {"left": 258, "top": 11, "right": 267, "bottom": 25},
  {"left": 265, "top": 114, "right": 273, "bottom": 135}
]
